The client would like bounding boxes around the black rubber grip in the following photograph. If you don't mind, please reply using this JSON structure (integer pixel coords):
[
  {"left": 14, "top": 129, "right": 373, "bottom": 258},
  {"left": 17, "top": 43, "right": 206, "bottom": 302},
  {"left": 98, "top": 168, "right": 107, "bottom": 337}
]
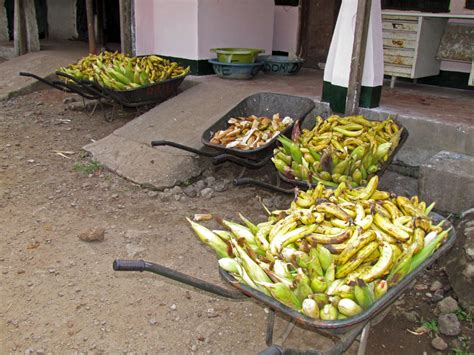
[{"left": 113, "top": 259, "right": 146, "bottom": 272}]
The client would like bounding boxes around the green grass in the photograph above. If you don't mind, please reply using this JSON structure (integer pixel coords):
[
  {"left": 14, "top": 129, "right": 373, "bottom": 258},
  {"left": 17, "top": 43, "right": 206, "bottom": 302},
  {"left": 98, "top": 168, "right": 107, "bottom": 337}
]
[
  {"left": 420, "top": 318, "right": 439, "bottom": 337},
  {"left": 456, "top": 308, "right": 472, "bottom": 324},
  {"left": 452, "top": 335, "right": 472, "bottom": 354},
  {"left": 73, "top": 160, "right": 103, "bottom": 174}
]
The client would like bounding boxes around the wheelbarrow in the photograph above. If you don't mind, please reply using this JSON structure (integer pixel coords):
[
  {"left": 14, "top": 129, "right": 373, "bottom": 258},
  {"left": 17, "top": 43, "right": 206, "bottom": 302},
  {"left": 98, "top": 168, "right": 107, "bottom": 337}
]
[
  {"left": 233, "top": 118, "right": 409, "bottom": 194},
  {"left": 151, "top": 92, "right": 315, "bottom": 169},
  {"left": 113, "top": 213, "right": 455, "bottom": 354},
  {"left": 19, "top": 70, "right": 187, "bottom": 121}
]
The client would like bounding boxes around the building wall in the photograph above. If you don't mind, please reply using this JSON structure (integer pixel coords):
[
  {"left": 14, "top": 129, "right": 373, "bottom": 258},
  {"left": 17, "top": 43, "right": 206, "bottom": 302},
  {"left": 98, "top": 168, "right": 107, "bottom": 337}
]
[
  {"left": 197, "top": 0, "right": 274, "bottom": 59},
  {"left": 135, "top": 0, "right": 198, "bottom": 58},
  {"left": 46, "top": 0, "right": 77, "bottom": 40},
  {"left": 134, "top": 0, "right": 274, "bottom": 60},
  {"left": 273, "top": 5, "right": 299, "bottom": 53}
]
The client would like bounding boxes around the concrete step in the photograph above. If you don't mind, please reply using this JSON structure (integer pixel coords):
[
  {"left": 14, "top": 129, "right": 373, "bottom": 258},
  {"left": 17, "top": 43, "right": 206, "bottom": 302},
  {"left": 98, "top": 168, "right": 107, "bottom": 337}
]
[{"left": 419, "top": 151, "right": 474, "bottom": 215}]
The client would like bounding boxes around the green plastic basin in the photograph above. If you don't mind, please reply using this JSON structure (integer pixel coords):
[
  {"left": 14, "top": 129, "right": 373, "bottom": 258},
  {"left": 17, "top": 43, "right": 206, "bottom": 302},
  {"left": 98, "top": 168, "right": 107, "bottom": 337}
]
[{"left": 210, "top": 48, "right": 265, "bottom": 64}]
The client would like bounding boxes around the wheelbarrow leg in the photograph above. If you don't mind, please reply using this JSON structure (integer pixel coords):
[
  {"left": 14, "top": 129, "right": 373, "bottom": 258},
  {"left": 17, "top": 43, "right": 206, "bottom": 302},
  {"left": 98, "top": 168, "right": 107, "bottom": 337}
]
[{"left": 356, "top": 322, "right": 370, "bottom": 355}]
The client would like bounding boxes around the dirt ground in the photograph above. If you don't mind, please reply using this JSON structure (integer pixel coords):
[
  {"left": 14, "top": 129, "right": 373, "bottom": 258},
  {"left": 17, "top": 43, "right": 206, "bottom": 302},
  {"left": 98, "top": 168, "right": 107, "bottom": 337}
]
[{"left": 1, "top": 89, "right": 472, "bottom": 354}]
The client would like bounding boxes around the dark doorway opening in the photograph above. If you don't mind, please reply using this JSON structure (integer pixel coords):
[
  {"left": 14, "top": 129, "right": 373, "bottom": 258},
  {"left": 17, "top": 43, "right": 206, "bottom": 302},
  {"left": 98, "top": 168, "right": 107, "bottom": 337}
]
[{"left": 76, "top": 0, "right": 121, "bottom": 46}]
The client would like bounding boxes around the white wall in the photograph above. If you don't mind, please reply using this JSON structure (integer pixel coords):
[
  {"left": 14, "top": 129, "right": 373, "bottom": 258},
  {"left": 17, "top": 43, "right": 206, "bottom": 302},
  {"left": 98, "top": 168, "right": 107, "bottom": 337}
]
[
  {"left": 134, "top": 0, "right": 274, "bottom": 60},
  {"left": 273, "top": 5, "right": 299, "bottom": 53},
  {"left": 135, "top": 0, "right": 198, "bottom": 58},
  {"left": 197, "top": 0, "right": 274, "bottom": 59},
  {"left": 450, "top": 0, "right": 474, "bottom": 14},
  {"left": 47, "top": 0, "right": 77, "bottom": 40}
]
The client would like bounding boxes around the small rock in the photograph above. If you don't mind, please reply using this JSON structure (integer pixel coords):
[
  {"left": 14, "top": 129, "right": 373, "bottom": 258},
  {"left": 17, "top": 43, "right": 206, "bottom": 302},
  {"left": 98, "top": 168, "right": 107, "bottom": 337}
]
[
  {"left": 126, "top": 244, "right": 146, "bottom": 258},
  {"left": 170, "top": 186, "right": 182, "bottom": 195},
  {"left": 205, "top": 176, "right": 216, "bottom": 187},
  {"left": 200, "top": 187, "right": 214, "bottom": 199},
  {"left": 194, "top": 180, "right": 206, "bottom": 191},
  {"left": 402, "top": 310, "right": 419, "bottom": 323},
  {"left": 78, "top": 227, "right": 105, "bottom": 242},
  {"left": 111, "top": 193, "right": 119, "bottom": 199},
  {"left": 438, "top": 313, "right": 461, "bottom": 336},
  {"left": 149, "top": 318, "right": 158, "bottom": 325},
  {"left": 191, "top": 344, "right": 197, "bottom": 351},
  {"left": 431, "top": 336, "right": 448, "bottom": 351},
  {"left": 147, "top": 191, "right": 158, "bottom": 198},
  {"left": 432, "top": 289, "right": 444, "bottom": 303},
  {"left": 462, "top": 263, "right": 474, "bottom": 281},
  {"left": 183, "top": 186, "right": 197, "bottom": 198},
  {"left": 170, "top": 304, "right": 177, "bottom": 311},
  {"left": 414, "top": 283, "right": 428, "bottom": 291},
  {"left": 159, "top": 191, "right": 172, "bottom": 202},
  {"left": 48, "top": 268, "right": 56, "bottom": 274},
  {"left": 214, "top": 179, "right": 230, "bottom": 192},
  {"left": 436, "top": 296, "right": 459, "bottom": 315},
  {"left": 430, "top": 280, "right": 443, "bottom": 292},
  {"left": 465, "top": 247, "right": 474, "bottom": 261}
]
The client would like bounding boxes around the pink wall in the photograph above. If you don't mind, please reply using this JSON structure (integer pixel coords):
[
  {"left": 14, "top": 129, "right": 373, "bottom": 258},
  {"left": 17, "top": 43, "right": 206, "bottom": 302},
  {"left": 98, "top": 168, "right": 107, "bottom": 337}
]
[
  {"left": 135, "top": 0, "right": 198, "bottom": 58},
  {"left": 134, "top": 0, "right": 274, "bottom": 60},
  {"left": 273, "top": 5, "right": 299, "bottom": 53},
  {"left": 197, "top": 0, "right": 274, "bottom": 59}
]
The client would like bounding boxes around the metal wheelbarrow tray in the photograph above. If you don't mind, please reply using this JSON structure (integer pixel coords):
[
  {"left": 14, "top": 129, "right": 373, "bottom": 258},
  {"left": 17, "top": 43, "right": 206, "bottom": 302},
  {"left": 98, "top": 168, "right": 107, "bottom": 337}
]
[
  {"left": 234, "top": 118, "right": 409, "bottom": 194},
  {"left": 151, "top": 92, "right": 315, "bottom": 169},
  {"left": 19, "top": 71, "right": 187, "bottom": 108},
  {"left": 113, "top": 212, "right": 455, "bottom": 354}
]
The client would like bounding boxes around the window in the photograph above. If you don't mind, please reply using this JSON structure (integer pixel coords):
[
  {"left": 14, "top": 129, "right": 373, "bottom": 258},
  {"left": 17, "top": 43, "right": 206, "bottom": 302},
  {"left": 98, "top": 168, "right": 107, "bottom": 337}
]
[
  {"left": 466, "top": 0, "right": 474, "bottom": 10},
  {"left": 275, "top": 0, "right": 299, "bottom": 6},
  {"left": 381, "top": 0, "right": 450, "bottom": 13}
]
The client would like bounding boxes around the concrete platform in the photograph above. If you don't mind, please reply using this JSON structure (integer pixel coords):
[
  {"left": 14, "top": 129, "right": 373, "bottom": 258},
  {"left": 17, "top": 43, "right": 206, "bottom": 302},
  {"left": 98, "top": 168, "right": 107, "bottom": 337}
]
[
  {"left": 84, "top": 69, "right": 474, "bottom": 190},
  {"left": 0, "top": 41, "right": 88, "bottom": 101}
]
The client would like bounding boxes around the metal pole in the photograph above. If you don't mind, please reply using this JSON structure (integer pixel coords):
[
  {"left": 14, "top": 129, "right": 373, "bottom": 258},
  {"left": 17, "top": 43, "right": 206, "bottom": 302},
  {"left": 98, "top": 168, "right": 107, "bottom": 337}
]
[
  {"left": 345, "top": 0, "right": 372, "bottom": 116},
  {"left": 85, "top": 0, "right": 96, "bottom": 54}
]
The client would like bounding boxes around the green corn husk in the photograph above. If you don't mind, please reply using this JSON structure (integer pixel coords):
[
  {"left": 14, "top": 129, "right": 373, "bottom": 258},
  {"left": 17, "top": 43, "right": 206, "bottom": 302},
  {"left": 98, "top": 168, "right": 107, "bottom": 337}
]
[
  {"left": 302, "top": 298, "right": 320, "bottom": 319},
  {"left": 386, "top": 243, "right": 416, "bottom": 286},
  {"left": 324, "top": 262, "right": 336, "bottom": 283},
  {"left": 273, "top": 260, "right": 294, "bottom": 281},
  {"left": 320, "top": 304, "right": 338, "bottom": 320},
  {"left": 326, "top": 279, "right": 344, "bottom": 296},
  {"left": 374, "top": 280, "right": 388, "bottom": 300},
  {"left": 354, "top": 279, "right": 374, "bottom": 309},
  {"left": 187, "top": 218, "right": 230, "bottom": 259},
  {"left": 308, "top": 248, "right": 324, "bottom": 277},
  {"left": 258, "top": 282, "right": 302, "bottom": 310},
  {"left": 212, "top": 230, "right": 233, "bottom": 241},
  {"left": 294, "top": 268, "right": 313, "bottom": 302},
  {"left": 317, "top": 245, "right": 333, "bottom": 272},
  {"left": 222, "top": 219, "right": 256, "bottom": 246},
  {"left": 218, "top": 258, "right": 242, "bottom": 274},
  {"left": 310, "top": 276, "right": 327, "bottom": 293},
  {"left": 312, "top": 293, "right": 329, "bottom": 307},
  {"left": 337, "top": 298, "right": 363, "bottom": 317},
  {"left": 230, "top": 239, "right": 271, "bottom": 286},
  {"left": 409, "top": 228, "right": 450, "bottom": 272},
  {"left": 239, "top": 213, "right": 259, "bottom": 235}
]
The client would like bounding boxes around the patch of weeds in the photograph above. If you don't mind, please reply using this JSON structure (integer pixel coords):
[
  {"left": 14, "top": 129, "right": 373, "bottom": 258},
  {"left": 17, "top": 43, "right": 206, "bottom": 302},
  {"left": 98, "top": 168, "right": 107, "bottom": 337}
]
[
  {"left": 73, "top": 160, "right": 103, "bottom": 174},
  {"left": 456, "top": 308, "right": 472, "bottom": 324},
  {"left": 420, "top": 318, "right": 439, "bottom": 337},
  {"left": 452, "top": 335, "right": 472, "bottom": 354}
]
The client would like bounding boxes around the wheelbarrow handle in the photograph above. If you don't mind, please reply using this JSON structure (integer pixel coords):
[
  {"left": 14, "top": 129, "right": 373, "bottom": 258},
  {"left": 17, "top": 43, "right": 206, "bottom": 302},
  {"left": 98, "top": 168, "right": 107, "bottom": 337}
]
[
  {"left": 233, "top": 177, "right": 295, "bottom": 195},
  {"left": 150, "top": 140, "right": 218, "bottom": 157},
  {"left": 212, "top": 154, "right": 271, "bottom": 169},
  {"left": 113, "top": 259, "right": 246, "bottom": 300}
]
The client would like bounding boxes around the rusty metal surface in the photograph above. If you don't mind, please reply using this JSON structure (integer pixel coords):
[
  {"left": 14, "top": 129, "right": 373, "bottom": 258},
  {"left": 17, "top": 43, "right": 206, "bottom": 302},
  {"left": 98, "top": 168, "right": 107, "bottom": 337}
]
[{"left": 437, "top": 23, "right": 474, "bottom": 62}]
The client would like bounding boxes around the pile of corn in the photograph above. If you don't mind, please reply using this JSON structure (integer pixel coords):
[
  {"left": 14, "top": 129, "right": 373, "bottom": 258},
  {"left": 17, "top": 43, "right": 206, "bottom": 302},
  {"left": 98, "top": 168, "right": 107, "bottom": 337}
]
[
  {"left": 188, "top": 176, "right": 450, "bottom": 320},
  {"left": 58, "top": 51, "right": 190, "bottom": 91},
  {"left": 272, "top": 115, "right": 403, "bottom": 187}
]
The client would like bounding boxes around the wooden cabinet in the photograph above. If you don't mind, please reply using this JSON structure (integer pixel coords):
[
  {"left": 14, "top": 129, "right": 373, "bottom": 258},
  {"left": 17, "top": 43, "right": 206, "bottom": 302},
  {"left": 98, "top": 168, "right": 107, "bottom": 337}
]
[{"left": 382, "top": 14, "right": 447, "bottom": 85}]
